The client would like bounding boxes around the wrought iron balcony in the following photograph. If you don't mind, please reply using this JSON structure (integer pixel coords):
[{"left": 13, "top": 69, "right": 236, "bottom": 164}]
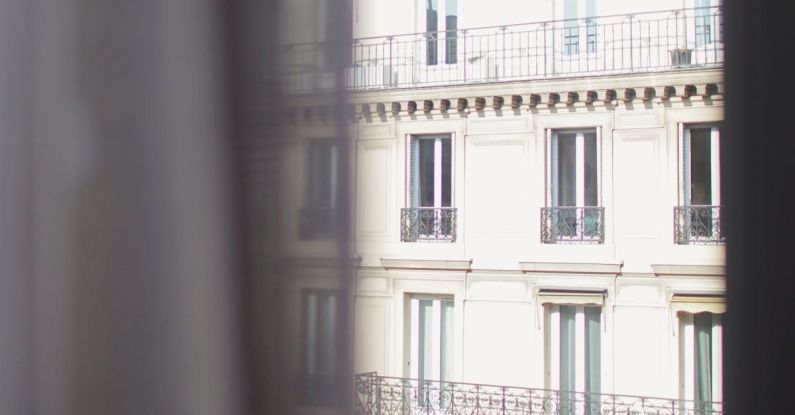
[
  {"left": 401, "top": 207, "right": 456, "bottom": 243},
  {"left": 355, "top": 372, "right": 723, "bottom": 415},
  {"left": 541, "top": 207, "right": 605, "bottom": 244},
  {"left": 300, "top": 207, "right": 337, "bottom": 240},
  {"left": 674, "top": 205, "right": 725, "bottom": 245},
  {"left": 283, "top": 7, "right": 723, "bottom": 93}
]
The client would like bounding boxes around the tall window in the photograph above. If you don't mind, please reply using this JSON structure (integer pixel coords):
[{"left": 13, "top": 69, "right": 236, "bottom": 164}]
[
  {"left": 298, "top": 289, "right": 339, "bottom": 406},
  {"left": 545, "top": 304, "right": 601, "bottom": 414},
  {"left": 694, "top": 0, "right": 712, "bottom": 47},
  {"left": 543, "top": 128, "right": 603, "bottom": 243},
  {"left": 586, "top": 0, "right": 597, "bottom": 54},
  {"left": 683, "top": 125, "right": 720, "bottom": 207},
  {"left": 403, "top": 135, "right": 454, "bottom": 242},
  {"left": 408, "top": 296, "right": 454, "bottom": 409},
  {"left": 679, "top": 312, "right": 723, "bottom": 413},
  {"left": 425, "top": 0, "right": 458, "bottom": 65},
  {"left": 301, "top": 139, "right": 337, "bottom": 239},
  {"left": 676, "top": 124, "right": 722, "bottom": 244},
  {"left": 563, "top": 0, "right": 579, "bottom": 56}
]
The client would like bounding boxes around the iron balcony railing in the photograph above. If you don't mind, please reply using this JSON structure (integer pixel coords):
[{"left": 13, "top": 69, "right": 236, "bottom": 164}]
[
  {"left": 401, "top": 207, "right": 456, "bottom": 242},
  {"left": 283, "top": 6, "right": 723, "bottom": 93},
  {"left": 674, "top": 205, "right": 725, "bottom": 245},
  {"left": 300, "top": 207, "right": 336, "bottom": 240},
  {"left": 355, "top": 372, "right": 723, "bottom": 415},
  {"left": 541, "top": 207, "right": 605, "bottom": 244}
]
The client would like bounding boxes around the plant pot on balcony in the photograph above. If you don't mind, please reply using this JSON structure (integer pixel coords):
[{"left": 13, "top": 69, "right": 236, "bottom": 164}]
[{"left": 670, "top": 48, "right": 693, "bottom": 67}]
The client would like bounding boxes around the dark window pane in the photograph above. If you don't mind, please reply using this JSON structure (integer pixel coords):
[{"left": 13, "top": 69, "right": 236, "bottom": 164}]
[
  {"left": 419, "top": 139, "right": 435, "bottom": 206},
  {"left": 690, "top": 128, "right": 712, "bottom": 205},
  {"left": 584, "top": 132, "right": 598, "bottom": 206},
  {"left": 441, "top": 138, "right": 451, "bottom": 207},
  {"left": 557, "top": 133, "right": 577, "bottom": 206}
]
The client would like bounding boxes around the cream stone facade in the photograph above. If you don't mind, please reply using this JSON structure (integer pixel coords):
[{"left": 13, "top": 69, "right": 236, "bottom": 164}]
[{"left": 280, "top": 1, "right": 724, "bottom": 414}]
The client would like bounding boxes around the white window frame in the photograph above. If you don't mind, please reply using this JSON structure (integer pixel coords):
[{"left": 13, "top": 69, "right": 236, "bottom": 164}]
[
  {"left": 543, "top": 303, "right": 603, "bottom": 407},
  {"left": 677, "top": 312, "right": 723, "bottom": 411},
  {"left": 545, "top": 128, "right": 602, "bottom": 242},
  {"left": 680, "top": 124, "right": 720, "bottom": 207},
  {"left": 405, "top": 295, "right": 455, "bottom": 411},
  {"left": 407, "top": 135, "right": 453, "bottom": 209},
  {"left": 547, "top": 128, "right": 602, "bottom": 208},
  {"left": 679, "top": 123, "right": 721, "bottom": 242}
]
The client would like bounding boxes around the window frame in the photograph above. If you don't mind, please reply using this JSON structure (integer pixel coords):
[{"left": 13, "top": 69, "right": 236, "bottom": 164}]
[
  {"left": 677, "top": 311, "right": 723, "bottom": 409},
  {"left": 297, "top": 288, "right": 341, "bottom": 406},
  {"left": 405, "top": 294, "right": 455, "bottom": 410},
  {"left": 546, "top": 127, "right": 602, "bottom": 209},
  {"left": 421, "top": 0, "right": 459, "bottom": 66},
  {"left": 543, "top": 302, "right": 604, "bottom": 410},
  {"left": 301, "top": 138, "right": 338, "bottom": 240}
]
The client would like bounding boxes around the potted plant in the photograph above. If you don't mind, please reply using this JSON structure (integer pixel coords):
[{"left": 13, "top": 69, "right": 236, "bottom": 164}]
[{"left": 670, "top": 47, "right": 692, "bottom": 67}]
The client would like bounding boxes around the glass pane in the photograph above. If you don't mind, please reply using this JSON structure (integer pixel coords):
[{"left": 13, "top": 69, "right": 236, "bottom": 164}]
[
  {"left": 695, "top": 313, "right": 713, "bottom": 404},
  {"left": 584, "top": 132, "right": 598, "bottom": 206},
  {"left": 689, "top": 128, "right": 713, "bottom": 205},
  {"left": 418, "top": 300, "right": 434, "bottom": 383},
  {"left": 441, "top": 138, "right": 452, "bottom": 207},
  {"left": 585, "top": 307, "right": 601, "bottom": 395},
  {"left": 556, "top": 134, "right": 577, "bottom": 207},
  {"left": 559, "top": 306, "right": 576, "bottom": 415},
  {"left": 305, "top": 293, "right": 318, "bottom": 373},
  {"left": 426, "top": 0, "right": 438, "bottom": 65},
  {"left": 440, "top": 300, "right": 454, "bottom": 383},
  {"left": 445, "top": 0, "right": 457, "bottom": 64},
  {"left": 419, "top": 139, "right": 435, "bottom": 207}
]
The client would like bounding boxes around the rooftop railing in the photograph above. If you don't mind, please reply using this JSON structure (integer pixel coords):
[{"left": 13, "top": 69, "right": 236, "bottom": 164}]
[
  {"left": 283, "top": 6, "right": 723, "bottom": 93},
  {"left": 355, "top": 372, "right": 724, "bottom": 415}
]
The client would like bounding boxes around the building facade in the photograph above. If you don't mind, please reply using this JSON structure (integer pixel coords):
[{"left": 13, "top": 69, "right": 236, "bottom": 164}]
[{"left": 280, "top": 1, "right": 724, "bottom": 414}]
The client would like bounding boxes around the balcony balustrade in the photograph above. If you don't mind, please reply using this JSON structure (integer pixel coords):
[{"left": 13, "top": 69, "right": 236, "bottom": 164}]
[
  {"left": 674, "top": 205, "right": 725, "bottom": 245},
  {"left": 541, "top": 207, "right": 605, "bottom": 244},
  {"left": 401, "top": 207, "right": 457, "bottom": 243},
  {"left": 355, "top": 372, "right": 723, "bottom": 415},
  {"left": 283, "top": 6, "right": 723, "bottom": 93}
]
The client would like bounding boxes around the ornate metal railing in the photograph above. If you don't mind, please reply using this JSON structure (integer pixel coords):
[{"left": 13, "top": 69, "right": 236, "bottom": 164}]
[
  {"left": 541, "top": 207, "right": 605, "bottom": 244},
  {"left": 401, "top": 207, "right": 456, "bottom": 242},
  {"left": 674, "top": 205, "right": 724, "bottom": 245},
  {"left": 300, "top": 207, "right": 336, "bottom": 240},
  {"left": 355, "top": 372, "right": 723, "bottom": 415},
  {"left": 283, "top": 6, "right": 723, "bottom": 93}
]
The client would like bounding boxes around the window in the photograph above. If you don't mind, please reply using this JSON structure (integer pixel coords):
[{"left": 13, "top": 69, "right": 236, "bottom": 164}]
[
  {"left": 694, "top": 0, "right": 712, "bottom": 47},
  {"left": 544, "top": 304, "right": 602, "bottom": 415},
  {"left": 543, "top": 128, "right": 603, "bottom": 243},
  {"left": 563, "top": 0, "right": 597, "bottom": 56},
  {"left": 301, "top": 139, "right": 337, "bottom": 239},
  {"left": 402, "top": 135, "right": 455, "bottom": 242},
  {"left": 675, "top": 124, "right": 723, "bottom": 244},
  {"left": 679, "top": 312, "right": 723, "bottom": 413},
  {"left": 407, "top": 296, "right": 454, "bottom": 410},
  {"left": 425, "top": 0, "right": 458, "bottom": 65},
  {"left": 298, "top": 289, "right": 340, "bottom": 406},
  {"left": 563, "top": 0, "right": 579, "bottom": 56},
  {"left": 586, "top": 0, "right": 597, "bottom": 54}
]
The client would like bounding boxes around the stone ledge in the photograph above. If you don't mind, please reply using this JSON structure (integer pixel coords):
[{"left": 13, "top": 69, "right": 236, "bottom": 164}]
[
  {"left": 380, "top": 258, "right": 472, "bottom": 271},
  {"left": 519, "top": 260, "right": 623, "bottom": 274},
  {"left": 651, "top": 264, "right": 725, "bottom": 276}
]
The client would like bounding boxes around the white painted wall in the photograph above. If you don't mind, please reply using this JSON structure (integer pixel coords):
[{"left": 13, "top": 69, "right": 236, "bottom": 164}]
[{"left": 278, "top": 0, "right": 726, "bottom": 407}]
